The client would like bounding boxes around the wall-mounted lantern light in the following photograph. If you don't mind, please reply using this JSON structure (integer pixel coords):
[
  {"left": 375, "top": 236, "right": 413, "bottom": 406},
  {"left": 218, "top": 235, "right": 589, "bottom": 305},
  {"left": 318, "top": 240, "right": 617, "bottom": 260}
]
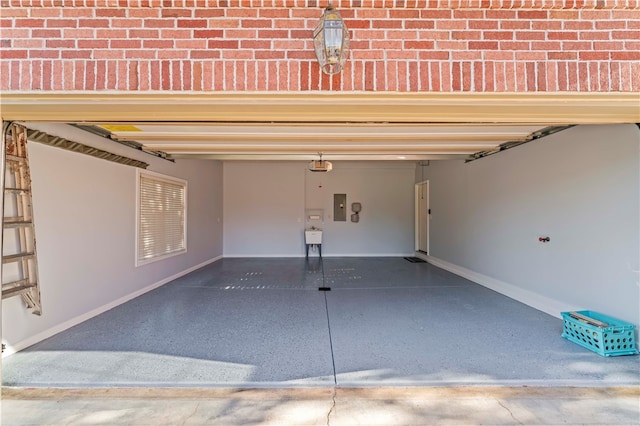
[{"left": 313, "top": 4, "right": 350, "bottom": 75}]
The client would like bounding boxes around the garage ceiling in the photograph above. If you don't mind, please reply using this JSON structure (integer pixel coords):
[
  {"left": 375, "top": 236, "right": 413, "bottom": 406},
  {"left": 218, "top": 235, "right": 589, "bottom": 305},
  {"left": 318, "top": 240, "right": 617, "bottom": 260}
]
[
  {"left": 95, "top": 123, "right": 550, "bottom": 161},
  {"left": 3, "top": 92, "right": 639, "bottom": 161}
]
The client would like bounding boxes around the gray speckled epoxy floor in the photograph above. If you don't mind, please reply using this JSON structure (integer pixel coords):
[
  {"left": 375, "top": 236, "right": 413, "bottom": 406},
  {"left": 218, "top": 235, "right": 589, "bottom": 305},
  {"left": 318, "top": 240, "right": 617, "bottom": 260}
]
[{"left": 3, "top": 258, "right": 639, "bottom": 387}]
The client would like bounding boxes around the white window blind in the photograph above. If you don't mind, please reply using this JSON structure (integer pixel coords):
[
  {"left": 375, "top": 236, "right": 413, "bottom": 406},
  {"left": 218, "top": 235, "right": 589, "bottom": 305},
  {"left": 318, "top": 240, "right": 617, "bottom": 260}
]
[{"left": 137, "top": 171, "right": 187, "bottom": 265}]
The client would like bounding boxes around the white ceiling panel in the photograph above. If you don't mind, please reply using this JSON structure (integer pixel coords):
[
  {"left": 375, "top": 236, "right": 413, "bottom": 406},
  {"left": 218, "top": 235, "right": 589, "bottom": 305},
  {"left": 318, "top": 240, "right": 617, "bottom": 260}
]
[{"left": 98, "top": 123, "right": 549, "bottom": 161}]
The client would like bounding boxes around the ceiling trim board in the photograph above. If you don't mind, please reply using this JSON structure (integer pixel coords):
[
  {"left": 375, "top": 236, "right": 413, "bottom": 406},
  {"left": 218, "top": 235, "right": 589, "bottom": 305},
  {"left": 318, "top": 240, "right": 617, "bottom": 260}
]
[
  {"left": 109, "top": 133, "right": 533, "bottom": 142},
  {"left": 168, "top": 154, "right": 467, "bottom": 161},
  {"left": 146, "top": 147, "right": 496, "bottom": 154}
]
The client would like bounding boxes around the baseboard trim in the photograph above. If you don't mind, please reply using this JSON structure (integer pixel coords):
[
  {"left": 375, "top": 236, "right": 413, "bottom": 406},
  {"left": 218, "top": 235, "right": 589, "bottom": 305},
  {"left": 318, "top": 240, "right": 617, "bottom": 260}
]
[
  {"left": 223, "top": 254, "right": 302, "bottom": 258},
  {"left": 324, "top": 253, "right": 415, "bottom": 257},
  {"left": 224, "top": 253, "right": 415, "bottom": 258},
  {"left": 420, "top": 254, "right": 579, "bottom": 319},
  {"left": 2, "top": 255, "right": 223, "bottom": 358}
]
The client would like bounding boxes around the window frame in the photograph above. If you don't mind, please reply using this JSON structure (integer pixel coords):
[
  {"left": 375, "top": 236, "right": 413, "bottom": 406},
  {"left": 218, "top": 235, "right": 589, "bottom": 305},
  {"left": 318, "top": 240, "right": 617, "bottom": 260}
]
[{"left": 135, "top": 169, "right": 188, "bottom": 267}]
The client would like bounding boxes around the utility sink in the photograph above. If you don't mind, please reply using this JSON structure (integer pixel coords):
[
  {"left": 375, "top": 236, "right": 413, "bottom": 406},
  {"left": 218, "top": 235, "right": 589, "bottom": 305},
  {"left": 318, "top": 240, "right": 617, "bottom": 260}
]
[{"left": 305, "top": 229, "right": 322, "bottom": 244}]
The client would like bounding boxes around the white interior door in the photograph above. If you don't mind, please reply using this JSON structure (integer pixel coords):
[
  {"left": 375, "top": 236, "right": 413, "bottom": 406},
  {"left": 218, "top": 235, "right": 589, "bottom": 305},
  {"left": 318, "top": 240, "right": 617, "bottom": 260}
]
[{"left": 416, "top": 181, "right": 429, "bottom": 254}]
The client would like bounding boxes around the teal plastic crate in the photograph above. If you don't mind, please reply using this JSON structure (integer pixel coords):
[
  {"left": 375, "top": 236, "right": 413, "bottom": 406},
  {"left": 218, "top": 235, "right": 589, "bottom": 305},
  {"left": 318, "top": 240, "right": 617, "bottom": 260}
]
[{"left": 561, "top": 311, "right": 638, "bottom": 357}]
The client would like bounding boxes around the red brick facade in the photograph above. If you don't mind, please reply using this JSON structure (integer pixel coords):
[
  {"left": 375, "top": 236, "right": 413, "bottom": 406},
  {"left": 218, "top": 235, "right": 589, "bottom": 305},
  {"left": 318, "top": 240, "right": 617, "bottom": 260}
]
[{"left": 1, "top": 1, "right": 639, "bottom": 92}]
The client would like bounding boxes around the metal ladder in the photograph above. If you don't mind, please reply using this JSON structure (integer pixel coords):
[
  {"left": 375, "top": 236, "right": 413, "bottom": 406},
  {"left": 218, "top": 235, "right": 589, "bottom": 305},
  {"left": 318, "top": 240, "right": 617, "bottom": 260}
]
[{"left": 1, "top": 123, "right": 42, "bottom": 315}]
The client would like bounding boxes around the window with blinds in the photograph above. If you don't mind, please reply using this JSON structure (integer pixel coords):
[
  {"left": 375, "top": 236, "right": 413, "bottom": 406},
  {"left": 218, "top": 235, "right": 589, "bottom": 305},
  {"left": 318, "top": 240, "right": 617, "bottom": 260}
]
[{"left": 136, "top": 170, "right": 187, "bottom": 266}]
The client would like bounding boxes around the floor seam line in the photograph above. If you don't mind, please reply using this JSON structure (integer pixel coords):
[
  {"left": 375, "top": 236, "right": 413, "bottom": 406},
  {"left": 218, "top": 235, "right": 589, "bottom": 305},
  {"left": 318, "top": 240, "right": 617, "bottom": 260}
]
[
  {"left": 321, "top": 258, "right": 338, "bottom": 386},
  {"left": 324, "top": 292, "right": 337, "bottom": 386}
]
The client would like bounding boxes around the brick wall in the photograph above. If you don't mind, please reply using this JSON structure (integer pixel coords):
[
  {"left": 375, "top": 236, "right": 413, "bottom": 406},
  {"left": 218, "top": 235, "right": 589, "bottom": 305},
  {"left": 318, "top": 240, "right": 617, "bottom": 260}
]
[{"left": 1, "top": 1, "right": 639, "bottom": 92}]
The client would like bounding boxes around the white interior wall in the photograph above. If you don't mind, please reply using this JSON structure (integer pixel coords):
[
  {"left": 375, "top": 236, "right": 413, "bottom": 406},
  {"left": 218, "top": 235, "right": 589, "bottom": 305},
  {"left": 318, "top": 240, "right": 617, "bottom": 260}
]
[
  {"left": 223, "top": 162, "right": 306, "bottom": 257},
  {"left": 223, "top": 161, "right": 415, "bottom": 257},
  {"left": 420, "top": 124, "right": 640, "bottom": 327},
  {"left": 2, "top": 123, "right": 224, "bottom": 354},
  {"left": 305, "top": 162, "right": 415, "bottom": 256}
]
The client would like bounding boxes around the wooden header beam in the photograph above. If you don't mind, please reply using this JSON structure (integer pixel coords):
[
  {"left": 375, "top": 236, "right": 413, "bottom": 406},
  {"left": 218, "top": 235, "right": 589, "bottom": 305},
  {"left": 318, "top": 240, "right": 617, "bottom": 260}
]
[{"left": 2, "top": 92, "right": 639, "bottom": 125}]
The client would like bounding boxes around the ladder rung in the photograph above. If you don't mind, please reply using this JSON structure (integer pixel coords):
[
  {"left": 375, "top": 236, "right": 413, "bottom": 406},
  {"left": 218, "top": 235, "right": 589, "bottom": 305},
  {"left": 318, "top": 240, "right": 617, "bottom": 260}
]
[
  {"left": 2, "top": 281, "right": 37, "bottom": 299},
  {"left": 2, "top": 278, "right": 29, "bottom": 288},
  {"left": 4, "top": 187, "right": 30, "bottom": 194},
  {"left": 4, "top": 221, "right": 33, "bottom": 228},
  {"left": 3, "top": 217, "right": 33, "bottom": 228},
  {"left": 3, "top": 252, "right": 35, "bottom": 263},
  {"left": 4, "top": 216, "right": 26, "bottom": 222},
  {"left": 6, "top": 154, "right": 27, "bottom": 162}
]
